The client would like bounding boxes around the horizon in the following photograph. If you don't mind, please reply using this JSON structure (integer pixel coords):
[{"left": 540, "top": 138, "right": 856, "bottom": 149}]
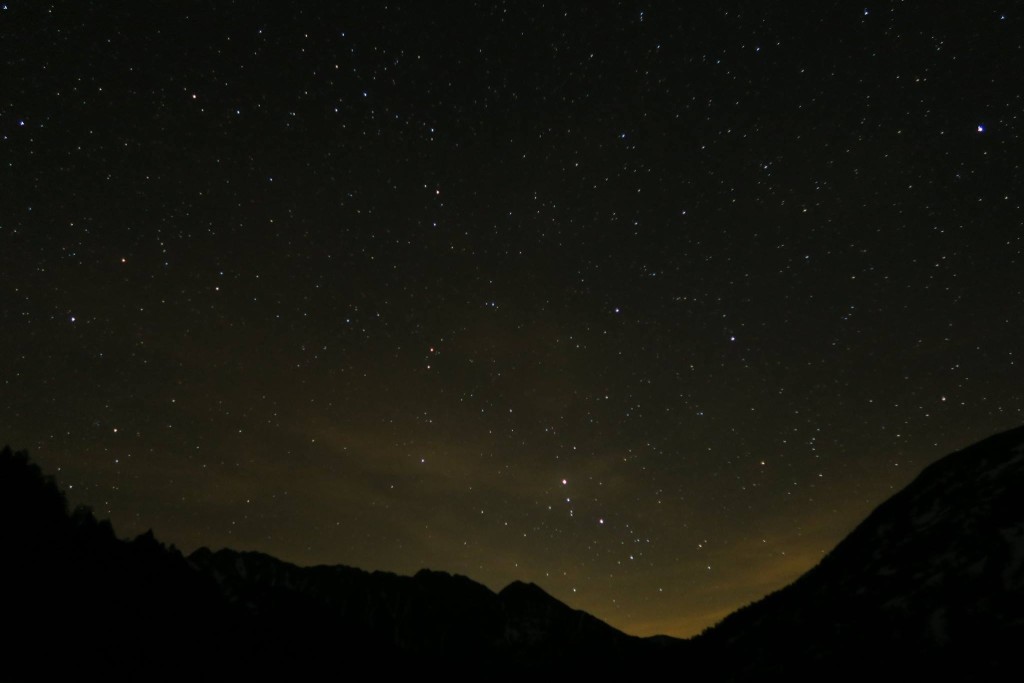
[{"left": 9, "top": 427, "right": 1002, "bottom": 638}]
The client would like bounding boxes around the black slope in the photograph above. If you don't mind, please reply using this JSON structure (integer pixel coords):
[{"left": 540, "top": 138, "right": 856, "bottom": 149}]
[
  {"left": 0, "top": 446, "right": 237, "bottom": 681},
  {"left": 695, "top": 425, "right": 1024, "bottom": 679}
]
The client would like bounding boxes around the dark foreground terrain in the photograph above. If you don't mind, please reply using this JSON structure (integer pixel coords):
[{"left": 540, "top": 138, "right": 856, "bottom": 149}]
[{"left": 3, "top": 425, "right": 1023, "bottom": 680}]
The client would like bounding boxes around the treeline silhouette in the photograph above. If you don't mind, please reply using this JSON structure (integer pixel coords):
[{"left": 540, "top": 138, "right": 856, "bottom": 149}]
[{"left": 2, "top": 446, "right": 239, "bottom": 680}]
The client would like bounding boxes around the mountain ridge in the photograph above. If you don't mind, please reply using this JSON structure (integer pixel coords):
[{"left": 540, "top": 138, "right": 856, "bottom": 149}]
[
  {"left": 186, "top": 542, "right": 647, "bottom": 660},
  {"left": 3, "top": 425, "right": 1024, "bottom": 679}
]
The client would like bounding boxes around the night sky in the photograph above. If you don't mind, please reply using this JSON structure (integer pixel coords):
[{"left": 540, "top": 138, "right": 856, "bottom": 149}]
[{"left": 2, "top": 1, "right": 1022, "bottom": 637}]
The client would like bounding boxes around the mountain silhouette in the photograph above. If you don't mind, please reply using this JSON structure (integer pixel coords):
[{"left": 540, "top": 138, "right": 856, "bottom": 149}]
[
  {"left": 694, "top": 424, "right": 1024, "bottom": 679},
  {"left": 186, "top": 546, "right": 654, "bottom": 673},
  {"left": 3, "top": 425, "right": 1023, "bottom": 679},
  {"left": 0, "top": 444, "right": 670, "bottom": 679}
]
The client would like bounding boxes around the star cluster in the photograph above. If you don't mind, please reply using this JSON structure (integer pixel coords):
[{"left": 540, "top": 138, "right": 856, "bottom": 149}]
[{"left": 2, "top": 1, "right": 1021, "bottom": 637}]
